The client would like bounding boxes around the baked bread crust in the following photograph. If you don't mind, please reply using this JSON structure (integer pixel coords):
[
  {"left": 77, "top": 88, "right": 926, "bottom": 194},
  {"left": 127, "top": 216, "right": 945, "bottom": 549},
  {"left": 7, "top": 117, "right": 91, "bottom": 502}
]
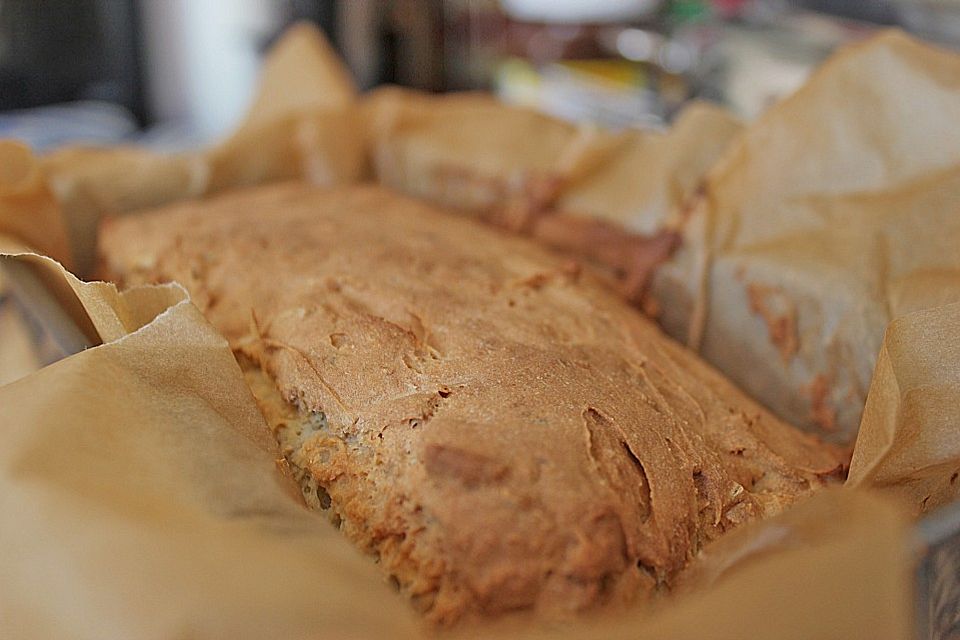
[{"left": 100, "top": 183, "right": 843, "bottom": 625}]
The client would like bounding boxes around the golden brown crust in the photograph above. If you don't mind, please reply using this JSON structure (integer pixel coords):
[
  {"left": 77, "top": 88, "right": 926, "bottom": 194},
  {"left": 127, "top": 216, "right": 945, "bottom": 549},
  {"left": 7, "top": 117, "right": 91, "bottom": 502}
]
[{"left": 99, "top": 183, "right": 844, "bottom": 625}]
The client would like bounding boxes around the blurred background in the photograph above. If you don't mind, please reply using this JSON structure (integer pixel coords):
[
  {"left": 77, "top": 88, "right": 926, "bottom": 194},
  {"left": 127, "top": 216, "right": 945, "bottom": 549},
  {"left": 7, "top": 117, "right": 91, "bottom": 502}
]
[{"left": 2, "top": 0, "right": 959, "bottom": 150}]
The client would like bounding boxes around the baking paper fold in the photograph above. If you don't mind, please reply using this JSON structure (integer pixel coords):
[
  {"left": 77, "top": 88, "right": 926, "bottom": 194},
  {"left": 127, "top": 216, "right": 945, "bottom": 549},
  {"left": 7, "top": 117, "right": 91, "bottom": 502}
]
[
  {"left": 206, "top": 22, "right": 367, "bottom": 195},
  {"left": 365, "top": 86, "right": 619, "bottom": 216},
  {"left": 363, "top": 90, "right": 742, "bottom": 230},
  {"left": 238, "top": 21, "right": 358, "bottom": 129},
  {"left": 0, "top": 234, "right": 52, "bottom": 385},
  {"left": 0, "top": 252, "right": 420, "bottom": 640},
  {"left": 848, "top": 301, "right": 960, "bottom": 515},
  {"left": 651, "top": 30, "right": 960, "bottom": 442},
  {"left": 41, "top": 145, "right": 210, "bottom": 275},
  {"left": 0, "top": 296, "right": 42, "bottom": 386},
  {"left": 0, "top": 150, "right": 77, "bottom": 383},
  {"left": 555, "top": 101, "right": 744, "bottom": 235},
  {"left": 0, "top": 241, "right": 51, "bottom": 385},
  {"left": 0, "top": 123, "right": 212, "bottom": 277},
  {"left": 512, "top": 489, "right": 913, "bottom": 640},
  {"left": 0, "top": 141, "right": 74, "bottom": 269}
]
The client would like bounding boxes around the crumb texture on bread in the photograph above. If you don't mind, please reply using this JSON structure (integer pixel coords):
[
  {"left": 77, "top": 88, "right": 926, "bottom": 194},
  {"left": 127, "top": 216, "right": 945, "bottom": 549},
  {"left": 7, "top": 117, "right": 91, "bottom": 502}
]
[{"left": 100, "top": 183, "right": 843, "bottom": 625}]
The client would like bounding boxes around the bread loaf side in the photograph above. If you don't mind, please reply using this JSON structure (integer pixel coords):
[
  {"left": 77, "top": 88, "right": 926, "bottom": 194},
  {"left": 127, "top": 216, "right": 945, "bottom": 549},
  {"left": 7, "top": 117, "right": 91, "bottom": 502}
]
[{"left": 100, "top": 183, "right": 844, "bottom": 625}]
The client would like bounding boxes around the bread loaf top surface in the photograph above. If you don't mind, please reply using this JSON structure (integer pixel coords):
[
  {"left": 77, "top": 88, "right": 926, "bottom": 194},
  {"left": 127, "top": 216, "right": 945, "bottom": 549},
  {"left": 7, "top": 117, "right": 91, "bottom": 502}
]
[{"left": 99, "top": 183, "right": 843, "bottom": 625}]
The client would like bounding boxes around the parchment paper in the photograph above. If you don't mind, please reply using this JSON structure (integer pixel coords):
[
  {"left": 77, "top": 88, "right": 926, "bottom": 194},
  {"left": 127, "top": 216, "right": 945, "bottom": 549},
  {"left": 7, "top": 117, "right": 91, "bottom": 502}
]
[
  {"left": 650, "top": 30, "right": 960, "bottom": 441},
  {"left": 238, "top": 21, "right": 357, "bottom": 129},
  {"left": 0, "top": 141, "right": 74, "bottom": 268},
  {"left": 204, "top": 22, "right": 367, "bottom": 195},
  {"left": 555, "top": 100, "right": 744, "bottom": 235},
  {"left": 0, "top": 253, "right": 420, "bottom": 640},
  {"left": 2, "top": 22, "right": 959, "bottom": 639},
  {"left": 41, "top": 146, "right": 209, "bottom": 274},
  {"left": 365, "top": 86, "right": 618, "bottom": 216},
  {"left": 523, "top": 489, "right": 912, "bottom": 640},
  {"left": 0, "top": 235, "right": 50, "bottom": 385},
  {"left": 848, "top": 301, "right": 960, "bottom": 515},
  {"left": 0, "top": 297, "right": 42, "bottom": 386}
]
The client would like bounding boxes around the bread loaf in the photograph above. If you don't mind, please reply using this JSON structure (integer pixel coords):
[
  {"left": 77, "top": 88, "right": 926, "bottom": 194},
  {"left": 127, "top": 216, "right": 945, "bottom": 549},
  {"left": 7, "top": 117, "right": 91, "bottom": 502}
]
[{"left": 99, "top": 183, "right": 843, "bottom": 625}]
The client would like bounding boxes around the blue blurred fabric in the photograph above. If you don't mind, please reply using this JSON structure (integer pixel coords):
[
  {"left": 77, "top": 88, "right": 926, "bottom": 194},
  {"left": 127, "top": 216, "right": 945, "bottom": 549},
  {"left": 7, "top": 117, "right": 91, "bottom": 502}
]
[{"left": 0, "top": 101, "right": 137, "bottom": 152}]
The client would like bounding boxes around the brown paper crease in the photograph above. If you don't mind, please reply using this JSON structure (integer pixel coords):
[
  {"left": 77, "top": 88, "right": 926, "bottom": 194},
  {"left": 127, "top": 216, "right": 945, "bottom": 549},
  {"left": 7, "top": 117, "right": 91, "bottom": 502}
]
[
  {"left": 0, "top": 253, "right": 419, "bottom": 640},
  {"left": 652, "top": 31, "right": 960, "bottom": 441},
  {"left": 848, "top": 301, "right": 960, "bottom": 515}
]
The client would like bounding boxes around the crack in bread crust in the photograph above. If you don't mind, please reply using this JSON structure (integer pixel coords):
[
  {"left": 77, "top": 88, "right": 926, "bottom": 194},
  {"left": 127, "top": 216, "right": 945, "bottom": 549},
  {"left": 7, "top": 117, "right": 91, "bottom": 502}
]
[{"left": 100, "top": 183, "right": 847, "bottom": 626}]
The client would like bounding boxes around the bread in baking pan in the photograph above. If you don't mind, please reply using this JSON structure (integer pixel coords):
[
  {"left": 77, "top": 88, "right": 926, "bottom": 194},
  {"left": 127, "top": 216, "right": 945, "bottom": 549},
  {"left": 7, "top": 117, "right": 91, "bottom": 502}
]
[{"left": 99, "top": 183, "right": 844, "bottom": 625}]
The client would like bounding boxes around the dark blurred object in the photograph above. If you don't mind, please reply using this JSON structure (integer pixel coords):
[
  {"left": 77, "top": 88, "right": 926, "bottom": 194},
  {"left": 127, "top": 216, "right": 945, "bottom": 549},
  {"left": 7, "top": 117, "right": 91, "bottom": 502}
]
[
  {"left": 0, "top": 0, "right": 146, "bottom": 124},
  {"left": 441, "top": 0, "right": 505, "bottom": 89},
  {"left": 284, "top": 0, "right": 338, "bottom": 43},
  {"left": 758, "top": 1, "right": 960, "bottom": 49},
  {"left": 793, "top": 0, "right": 900, "bottom": 25},
  {"left": 317, "top": 0, "right": 506, "bottom": 92},
  {"left": 334, "top": 0, "right": 445, "bottom": 91}
]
